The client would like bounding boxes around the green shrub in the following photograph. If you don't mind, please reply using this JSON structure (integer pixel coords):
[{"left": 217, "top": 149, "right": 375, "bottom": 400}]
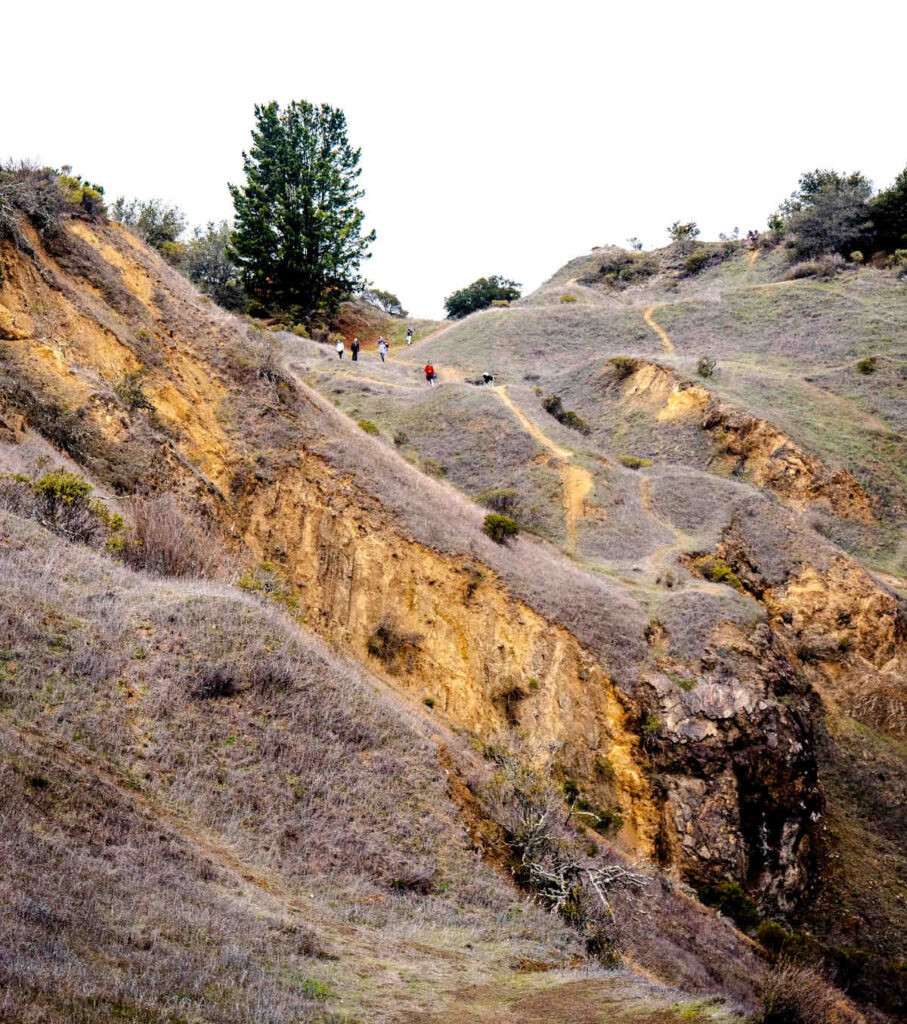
[
  {"left": 609, "top": 356, "right": 637, "bottom": 380},
  {"left": 697, "top": 355, "right": 716, "bottom": 378},
  {"left": 683, "top": 248, "right": 711, "bottom": 275},
  {"left": 694, "top": 555, "right": 744, "bottom": 591},
  {"left": 483, "top": 513, "right": 519, "bottom": 544},
  {"left": 444, "top": 275, "right": 521, "bottom": 318},
  {"left": 757, "top": 920, "right": 793, "bottom": 959},
  {"left": 393, "top": 428, "right": 409, "bottom": 447},
  {"left": 560, "top": 293, "right": 577, "bottom": 303},
  {"left": 542, "top": 395, "right": 590, "bottom": 433},
  {"left": 422, "top": 458, "right": 447, "bottom": 477},
  {"left": 291, "top": 323, "right": 309, "bottom": 337},
  {"left": 595, "top": 756, "right": 616, "bottom": 781},
  {"left": 114, "top": 370, "right": 154, "bottom": 412},
  {"left": 855, "top": 357, "right": 876, "bottom": 375},
  {"left": 699, "top": 881, "right": 760, "bottom": 930},
  {"left": 849, "top": 250, "right": 864, "bottom": 263},
  {"left": 618, "top": 455, "right": 652, "bottom": 470},
  {"left": 423, "top": 696, "right": 435, "bottom": 709},
  {"left": 358, "top": 419, "right": 379, "bottom": 435}
]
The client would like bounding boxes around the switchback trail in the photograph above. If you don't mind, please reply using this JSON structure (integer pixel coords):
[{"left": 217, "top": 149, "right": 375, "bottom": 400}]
[
  {"left": 643, "top": 306, "right": 676, "bottom": 355},
  {"left": 493, "top": 386, "right": 593, "bottom": 555}
]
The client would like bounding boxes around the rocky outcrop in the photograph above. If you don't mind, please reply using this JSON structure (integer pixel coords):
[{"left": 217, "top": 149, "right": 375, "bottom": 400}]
[{"left": 643, "top": 621, "right": 820, "bottom": 909}]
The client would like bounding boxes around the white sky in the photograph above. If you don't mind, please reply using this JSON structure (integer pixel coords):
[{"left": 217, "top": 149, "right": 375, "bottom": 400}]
[{"left": 4, "top": 0, "right": 905, "bottom": 318}]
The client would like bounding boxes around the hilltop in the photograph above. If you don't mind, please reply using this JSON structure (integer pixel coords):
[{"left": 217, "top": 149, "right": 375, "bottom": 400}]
[{"left": 0, "top": 187, "right": 903, "bottom": 1021}]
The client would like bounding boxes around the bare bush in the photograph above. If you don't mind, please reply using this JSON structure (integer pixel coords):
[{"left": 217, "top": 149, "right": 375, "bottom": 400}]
[
  {"left": 757, "top": 960, "right": 840, "bottom": 1024},
  {"left": 118, "top": 494, "right": 236, "bottom": 579},
  {"left": 366, "top": 616, "right": 423, "bottom": 673}
]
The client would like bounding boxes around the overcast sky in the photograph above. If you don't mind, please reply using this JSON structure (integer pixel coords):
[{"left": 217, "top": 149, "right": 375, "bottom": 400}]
[{"left": 4, "top": 1, "right": 905, "bottom": 318}]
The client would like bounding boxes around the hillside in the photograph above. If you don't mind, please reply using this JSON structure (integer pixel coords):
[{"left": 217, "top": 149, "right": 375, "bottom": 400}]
[{"left": 0, "top": 196, "right": 903, "bottom": 1020}]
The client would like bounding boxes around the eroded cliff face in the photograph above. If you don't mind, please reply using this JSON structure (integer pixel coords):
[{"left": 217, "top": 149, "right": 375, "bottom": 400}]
[
  {"left": 238, "top": 456, "right": 659, "bottom": 850},
  {"left": 613, "top": 360, "right": 873, "bottom": 523},
  {"left": 1, "top": 214, "right": 898, "bottom": 918}
]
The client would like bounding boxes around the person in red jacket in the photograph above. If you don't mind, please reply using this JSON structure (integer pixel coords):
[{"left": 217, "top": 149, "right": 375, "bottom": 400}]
[{"left": 424, "top": 363, "right": 435, "bottom": 386}]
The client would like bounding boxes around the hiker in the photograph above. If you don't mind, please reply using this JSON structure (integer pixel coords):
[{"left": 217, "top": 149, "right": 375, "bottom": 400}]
[
  {"left": 406, "top": 327, "right": 414, "bottom": 346},
  {"left": 378, "top": 337, "right": 388, "bottom": 363},
  {"left": 351, "top": 337, "right": 360, "bottom": 362},
  {"left": 424, "top": 363, "right": 435, "bottom": 386},
  {"left": 335, "top": 337, "right": 344, "bottom": 359}
]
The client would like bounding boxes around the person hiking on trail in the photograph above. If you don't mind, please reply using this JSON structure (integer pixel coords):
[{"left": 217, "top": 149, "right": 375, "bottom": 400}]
[
  {"left": 351, "top": 337, "right": 360, "bottom": 362},
  {"left": 378, "top": 337, "right": 388, "bottom": 363},
  {"left": 406, "top": 327, "right": 414, "bottom": 346},
  {"left": 424, "top": 363, "right": 435, "bottom": 386},
  {"left": 335, "top": 337, "right": 344, "bottom": 359}
]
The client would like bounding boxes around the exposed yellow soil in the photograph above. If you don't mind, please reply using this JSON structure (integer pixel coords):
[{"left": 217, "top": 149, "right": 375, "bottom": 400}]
[
  {"left": 616, "top": 359, "right": 873, "bottom": 523},
  {"left": 643, "top": 305, "right": 676, "bottom": 355},
  {"left": 241, "top": 453, "right": 656, "bottom": 850},
  {"left": 746, "top": 248, "right": 758, "bottom": 266},
  {"left": 68, "top": 220, "right": 157, "bottom": 310}
]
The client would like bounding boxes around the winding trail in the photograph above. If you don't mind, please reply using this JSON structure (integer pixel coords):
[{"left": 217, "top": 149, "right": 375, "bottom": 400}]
[
  {"left": 643, "top": 306, "right": 676, "bottom": 355},
  {"left": 493, "top": 386, "right": 593, "bottom": 555}
]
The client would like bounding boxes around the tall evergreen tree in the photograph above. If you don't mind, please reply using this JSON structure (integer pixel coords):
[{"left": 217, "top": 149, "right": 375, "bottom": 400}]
[{"left": 229, "top": 101, "right": 375, "bottom": 317}]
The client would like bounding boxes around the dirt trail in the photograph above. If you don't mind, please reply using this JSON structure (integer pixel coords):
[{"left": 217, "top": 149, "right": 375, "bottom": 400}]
[
  {"left": 493, "top": 387, "right": 593, "bottom": 554},
  {"left": 746, "top": 248, "right": 759, "bottom": 266},
  {"left": 643, "top": 306, "right": 676, "bottom": 355}
]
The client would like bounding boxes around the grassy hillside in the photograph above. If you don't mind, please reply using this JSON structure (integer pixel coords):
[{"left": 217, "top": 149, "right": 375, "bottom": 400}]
[{"left": 0, "top": 191, "right": 902, "bottom": 1020}]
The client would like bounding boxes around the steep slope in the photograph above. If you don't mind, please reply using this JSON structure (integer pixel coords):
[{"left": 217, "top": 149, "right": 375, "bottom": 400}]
[{"left": 0, "top": 204, "right": 902, "bottom": 1017}]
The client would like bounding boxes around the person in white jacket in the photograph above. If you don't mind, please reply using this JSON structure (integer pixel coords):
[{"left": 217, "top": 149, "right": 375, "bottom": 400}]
[{"left": 335, "top": 337, "right": 344, "bottom": 359}]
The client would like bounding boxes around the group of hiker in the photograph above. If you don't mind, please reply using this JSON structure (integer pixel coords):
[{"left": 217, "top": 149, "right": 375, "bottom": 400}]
[{"left": 334, "top": 326, "right": 434, "bottom": 384}]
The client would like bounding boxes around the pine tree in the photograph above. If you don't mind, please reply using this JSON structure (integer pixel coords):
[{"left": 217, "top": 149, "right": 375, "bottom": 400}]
[{"left": 229, "top": 101, "right": 375, "bottom": 317}]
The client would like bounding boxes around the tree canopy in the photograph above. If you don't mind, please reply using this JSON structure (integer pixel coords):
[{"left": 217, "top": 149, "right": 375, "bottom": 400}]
[
  {"left": 872, "top": 166, "right": 907, "bottom": 252},
  {"left": 775, "top": 169, "right": 873, "bottom": 259},
  {"left": 444, "top": 275, "right": 521, "bottom": 319},
  {"left": 110, "top": 197, "right": 186, "bottom": 253},
  {"left": 229, "top": 100, "right": 375, "bottom": 319}
]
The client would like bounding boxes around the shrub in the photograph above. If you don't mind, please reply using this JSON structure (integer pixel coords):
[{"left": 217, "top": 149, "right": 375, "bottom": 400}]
[
  {"left": 697, "top": 355, "right": 716, "bottom": 378},
  {"left": 477, "top": 488, "right": 520, "bottom": 514},
  {"left": 358, "top": 419, "right": 379, "bottom": 435},
  {"left": 114, "top": 370, "right": 154, "bottom": 412},
  {"left": 694, "top": 555, "right": 744, "bottom": 592},
  {"left": 757, "top": 960, "right": 839, "bottom": 1024},
  {"left": 699, "top": 881, "right": 760, "bottom": 930},
  {"left": 444, "top": 275, "right": 522, "bottom": 319},
  {"left": 683, "top": 248, "right": 711, "bottom": 275},
  {"left": 542, "top": 395, "right": 590, "bottom": 434},
  {"left": 609, "top": 357, "right": 637, "bottom": 381},
  {"left": 560, "top": 410, "right": 591, "bottom": 434},
  {"left": 756, "top": 920, "right": 792, "bottom": 960},
  {"left": 110, "top": 196, "right": 187, "bottom": 252},
  {"left": 483, "top": 513, "right": 519, "bottom": 544},
  {"left": 784, "top": 255, "right": 843, "bottom": 280},
  {"left": 117, "top": 494, "right": 235, "bottom": 579},
  {"left": 668, "top": 221, "right": 700, "bottom": 243},
  {"left": 393, "top": 428, "right": 409, "bottom": 447},
  {"left": 0, "top": 161, "right": 66, "bottom": 242},
  {"left": 366, "top": 617, "right": 423, "bottom": 673},
  {"left": 422, "top": 696, "right": 435, "bottom": 709},
  {"left": 422, "top": 458, "right": 447, "bottom": 477},
  {"left": 32, "top": 470, "right": 111, "bottom": 545},
  {"left": 618, "top": 455, "right": 652, "bottom": 470},
  {"left": 855, "top": 357, "right": 876, "bottom": 375},
  {"left": 560, "top": 293, "right": 577, "bottom": 303},
  {"left": 849, "top": 250, "right": 864, "bottom": 263}
]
